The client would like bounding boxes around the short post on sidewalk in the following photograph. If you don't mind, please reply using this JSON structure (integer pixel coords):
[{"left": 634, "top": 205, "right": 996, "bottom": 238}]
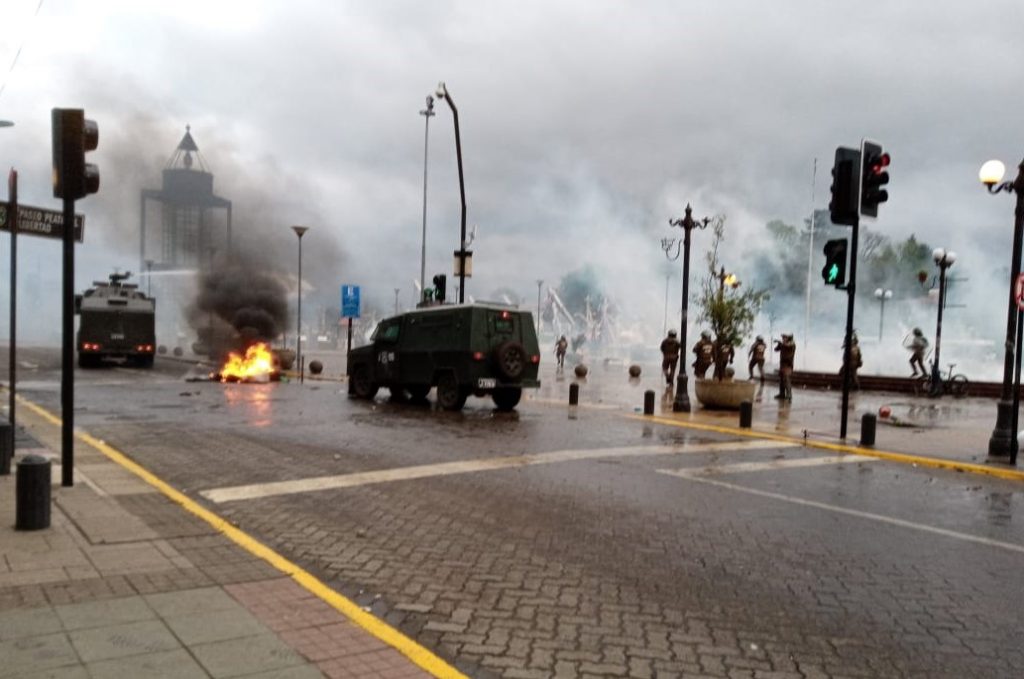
[
  {"left": 860, "top": 413, "right": 877, "bottom": 447},
  {"left": 643, "top": 390, "right": 655, "bottom": 415},
  {"left": 16, "top": 454, "right": 51, "bottom": 530},
  {"left": 739, "top": 401, "right": 753, "bottom": 428},
  {"left": 569, "top": 383, "right": 579, "bottom": 406}
]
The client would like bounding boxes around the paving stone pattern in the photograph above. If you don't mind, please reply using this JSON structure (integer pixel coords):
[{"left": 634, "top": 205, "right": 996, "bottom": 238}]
[{"left": 91, "top": 419, "right": 1024, "bottom": 679}]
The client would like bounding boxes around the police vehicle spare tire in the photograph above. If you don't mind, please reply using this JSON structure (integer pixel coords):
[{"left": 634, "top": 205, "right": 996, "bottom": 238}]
[{"left": 494, "top": 341, "right": 526, "bottom": 380}]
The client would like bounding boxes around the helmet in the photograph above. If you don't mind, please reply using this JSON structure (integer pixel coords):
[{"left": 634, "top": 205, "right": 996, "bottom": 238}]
[
  {"left": 913, "top": 327, "right": 922, "bottom": 336},
  {"left": 668, "top": 330, "right": 677, "bottom": 337},
  {"left": 701, "top": 330, "right": 711, "bottom": 339}
]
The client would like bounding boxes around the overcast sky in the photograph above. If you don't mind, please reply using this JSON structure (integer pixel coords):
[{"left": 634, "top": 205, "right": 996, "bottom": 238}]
[{"left": 1, "top": 0, "right": 1023, "bottom": 360}]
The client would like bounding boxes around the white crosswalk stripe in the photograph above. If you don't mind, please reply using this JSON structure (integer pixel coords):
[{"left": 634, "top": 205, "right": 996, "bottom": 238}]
[{"left": 201, "top": 439, "right": 798, "bottom": 503}]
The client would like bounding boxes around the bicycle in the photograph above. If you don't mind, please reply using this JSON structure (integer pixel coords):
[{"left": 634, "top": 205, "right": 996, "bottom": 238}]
[{"left": 913, "top": 361, "right": 969, "bottom": 398}]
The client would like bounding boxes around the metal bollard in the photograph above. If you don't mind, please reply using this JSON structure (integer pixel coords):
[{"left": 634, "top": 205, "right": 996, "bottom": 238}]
[
  {"left": 739, "top": 401, "right": 753, "bottom": 428},
  {"left": 569, "top": 383, "right": 579, "bottom": 406},
  {"left": 860, "top": 413, "right": 877, "bottom": 447},
  {"left": 16, "top": 454, "right": 51, "bottom": 531},
  {"left": 643, "top": 390, "right": 655, "bottom": 415},
  {"left": 0, "top": 421, "right": 12, "bottom": 476}
]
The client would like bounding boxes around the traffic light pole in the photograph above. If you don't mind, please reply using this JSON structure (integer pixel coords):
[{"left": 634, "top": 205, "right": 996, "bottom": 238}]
[
  {"left": 61, "top": 195, "right": 75, "bottom": 487},
  {"left": 839, "top": 216, "right": 859, "bottom": 440}
]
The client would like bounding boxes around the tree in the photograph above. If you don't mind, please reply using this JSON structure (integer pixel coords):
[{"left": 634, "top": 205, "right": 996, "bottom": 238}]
[{"left": 696, "top": 217, "right": 770, "bottom": 379}]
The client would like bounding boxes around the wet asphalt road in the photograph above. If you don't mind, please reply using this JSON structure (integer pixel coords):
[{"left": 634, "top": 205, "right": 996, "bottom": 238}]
[{"left": 6, "top": 348, "right": 1024, "bottom": 678}]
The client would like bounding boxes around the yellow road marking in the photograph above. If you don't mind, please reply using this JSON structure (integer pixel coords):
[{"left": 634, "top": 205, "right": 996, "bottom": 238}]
[
  {"left": 629, "top": 413, "right": 1024, "bottom": 482},
  {"left": 14, "top": 394, "right": 466, "bottom": 679}
]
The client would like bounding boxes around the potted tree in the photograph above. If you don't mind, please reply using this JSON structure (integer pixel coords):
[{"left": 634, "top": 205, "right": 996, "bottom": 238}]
[{"left": 693, "top": 217, "right": 770, "bottom": 409}]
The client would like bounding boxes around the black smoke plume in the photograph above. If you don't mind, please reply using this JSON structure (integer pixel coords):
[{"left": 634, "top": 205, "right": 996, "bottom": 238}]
[{"left": 189, "top": 257, "right": 289, "bottom": 354}]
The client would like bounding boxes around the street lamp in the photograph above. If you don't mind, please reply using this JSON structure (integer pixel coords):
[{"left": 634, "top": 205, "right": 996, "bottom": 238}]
[
  {"left": 662, "top": 204, "right": 711, "bottom": 412},
  {"left": 434, "top": 82, "right": 470, "bottom": 303},
  {"left": 418, "top": 95, "right": 435, "bottom": 304},
  {"left": 291, "top": 226, "right": 309, "bottom": 373},
  {"left": 929, "top": 248, "right": 956, "bottom": 397},
  {"left": 980, "top": 158, "right": 1024, "bottom": 457},
  {"left": 145, "top": 259, "right": 154, "bottom": 297},
  {"left": 873, "top": 288, "right": 893, "bottom": 342},
  {"left": 536, "top": 280, "right": 543, "bottom": 333},
  {"left": 0, "top": 121, "right": 13, "bottom": 128}
]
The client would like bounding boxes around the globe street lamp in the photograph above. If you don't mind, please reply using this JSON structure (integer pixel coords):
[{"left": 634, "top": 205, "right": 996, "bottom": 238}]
[
  {"left": 434, "top": 82, "right": 470, "bottom": 303},
  {"left": 929, "top": 248, "right": 956, "bottom": 397},
  {"left": 980, "top": 159, "right": 1024, "bottom": 457},
  {"left": 662, "top": 204, "right": 711, "bottom": 412},
  {"left": 291, "top": 226, "right": 310, "bottom": 374},
  {"left": 418, "top": 95, "right": 435, "bottom": 304},
  {"left": 874, "top": 288, "right": 893, "bottom": 342}
]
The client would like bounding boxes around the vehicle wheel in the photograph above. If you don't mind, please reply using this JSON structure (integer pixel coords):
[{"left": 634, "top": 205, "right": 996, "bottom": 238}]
[
  {"left": 135, "top": 355, "right": 154, "bottom": 369},
  {"left": 78, "top": 354, "right": 99, "bottom": 369},
  {"left": 350, "top": 365, "right": 379, "bottom": 400},
  {"left": 950, "top": 375, "right": 969, "bottom": 398},
  {"left": 494, "top": 341, "right": 527, "bottom": 380},
  {"left": 436, "top": 373, "right": 468, "bottom": 411},
  {"left": 492, "top": 387, "right": 522, "bottom": 411},
  {"left": 407, "top": 385, "right": 431, "bottom": 401}
]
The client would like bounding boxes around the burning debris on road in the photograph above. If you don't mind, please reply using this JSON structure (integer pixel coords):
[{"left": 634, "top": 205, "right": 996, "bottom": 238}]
[{"left": 213, "top": 341, "right": 280, "bottom": 383}]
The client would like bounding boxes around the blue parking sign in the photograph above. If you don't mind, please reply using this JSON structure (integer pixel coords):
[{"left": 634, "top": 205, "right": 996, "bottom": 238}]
[{"left": 341, "top": 285, "right": 360, "bottom": 319}]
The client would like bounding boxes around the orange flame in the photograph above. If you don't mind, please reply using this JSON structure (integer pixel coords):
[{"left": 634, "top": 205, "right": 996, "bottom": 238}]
[{"left": 218, "top": 342, "right": 275, "bottom": 382}]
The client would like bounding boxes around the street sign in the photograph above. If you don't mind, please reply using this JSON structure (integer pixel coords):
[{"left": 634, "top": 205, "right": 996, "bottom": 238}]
[
  {"left": 1016, "top": 273, "right": 1024, "bottom": 312},
  {"left": 341, "top": 285, "right": 361, "bottom": 319},
  {"left": 0, "top": 203, "right": 84, "bottom": 242}
]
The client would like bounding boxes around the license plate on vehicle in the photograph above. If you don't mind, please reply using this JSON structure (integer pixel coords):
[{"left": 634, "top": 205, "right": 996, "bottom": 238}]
[{"left": 477, "top": 378, "right": 497, "bottom": 389}]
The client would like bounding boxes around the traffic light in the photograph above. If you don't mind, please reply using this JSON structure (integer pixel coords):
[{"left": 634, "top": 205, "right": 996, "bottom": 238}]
[
  {"left": 860, "top": 140, "right": 890, "bottom": 218},
  {"left": 52, "top": 108, "right": 99, "bottom": 200},
  {"left": 828, "top": 146, "right": 860, "bottom": 226},
  {"left": 432, "top": 274, "right": 446, "bottom": 303},
  {"left": 822, "top": 238, "right": 848, "bottom": 287}
]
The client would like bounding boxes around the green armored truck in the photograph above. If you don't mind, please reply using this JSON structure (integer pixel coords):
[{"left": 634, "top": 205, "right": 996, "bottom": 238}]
[
  {"left": 75, "top": 272, "right": 156, "bottom": 368},
  {"left": 347, "top": 303, "right": 541, "bottom": 411}
]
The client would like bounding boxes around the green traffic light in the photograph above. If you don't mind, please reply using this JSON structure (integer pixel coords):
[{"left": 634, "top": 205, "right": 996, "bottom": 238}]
[{"left": 828, "top": 263, "right": 839, "bottom": 283}]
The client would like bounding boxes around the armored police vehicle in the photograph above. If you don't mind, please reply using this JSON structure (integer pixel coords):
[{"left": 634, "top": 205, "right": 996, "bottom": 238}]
[
  {"left": 347, "top": 303, "right": 541, "bottom": 411},
  {"left": 76, "top": 272, "right": 156, "bottom": 368}
]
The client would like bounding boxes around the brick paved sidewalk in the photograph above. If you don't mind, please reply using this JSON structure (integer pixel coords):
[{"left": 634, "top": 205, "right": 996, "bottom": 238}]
[{"left": 0, "top": 414, "right": 436, "bottom": 678}]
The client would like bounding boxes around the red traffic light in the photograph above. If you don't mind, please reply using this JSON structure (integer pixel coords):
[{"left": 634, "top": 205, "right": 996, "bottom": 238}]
[{"left": 871, "top": 153, "right": 891, "bottom": 175}]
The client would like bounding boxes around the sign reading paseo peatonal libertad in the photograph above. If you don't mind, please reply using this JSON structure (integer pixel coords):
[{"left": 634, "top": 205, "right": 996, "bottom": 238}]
[{"left": 0, "top": 203, "right": 84, "bottom": 242}]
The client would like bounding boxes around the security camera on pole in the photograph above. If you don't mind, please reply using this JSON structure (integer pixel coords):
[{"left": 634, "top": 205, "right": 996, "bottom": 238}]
[
  {"left": 52, "top": 108, "right": 100, "bottom": 487},
  {"left": 826, "top": 138, "right": 890, "bottom": 440}
]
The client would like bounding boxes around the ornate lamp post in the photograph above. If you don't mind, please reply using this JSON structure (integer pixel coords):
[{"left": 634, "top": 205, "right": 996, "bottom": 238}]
[
  {"left": 291, "top": 226, "right": 309, "bottom": 373},
  {"left": 418, "top": 95, "right": 434, "bottom": 303},
  {"left": 662, "top": 204, "right": 710, "bottom": 412},
  {"left": 874, "top": 288, "right": 892, "bottom": 342},
  {"left": 980, "top": 159, "right": 1024, "bottom": 458},
  {"left": 929, "top": 248, "right": 956, "bottom": 397}
]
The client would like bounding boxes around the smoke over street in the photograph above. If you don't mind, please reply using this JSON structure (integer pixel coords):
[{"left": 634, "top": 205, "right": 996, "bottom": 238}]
[{"left": 189, "top": 255, "right": 289, "bottom": 351}]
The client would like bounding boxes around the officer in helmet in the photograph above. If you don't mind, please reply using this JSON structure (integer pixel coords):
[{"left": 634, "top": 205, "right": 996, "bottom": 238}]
[
  {"left": 692, "top": 330, "right": 715, "bottom": 379},
  {"left": 660, "top": 330, "right": 682, "bottom": 386},
  {"left": 748, "top": 335, "right": 767, "bottom": 383}
]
